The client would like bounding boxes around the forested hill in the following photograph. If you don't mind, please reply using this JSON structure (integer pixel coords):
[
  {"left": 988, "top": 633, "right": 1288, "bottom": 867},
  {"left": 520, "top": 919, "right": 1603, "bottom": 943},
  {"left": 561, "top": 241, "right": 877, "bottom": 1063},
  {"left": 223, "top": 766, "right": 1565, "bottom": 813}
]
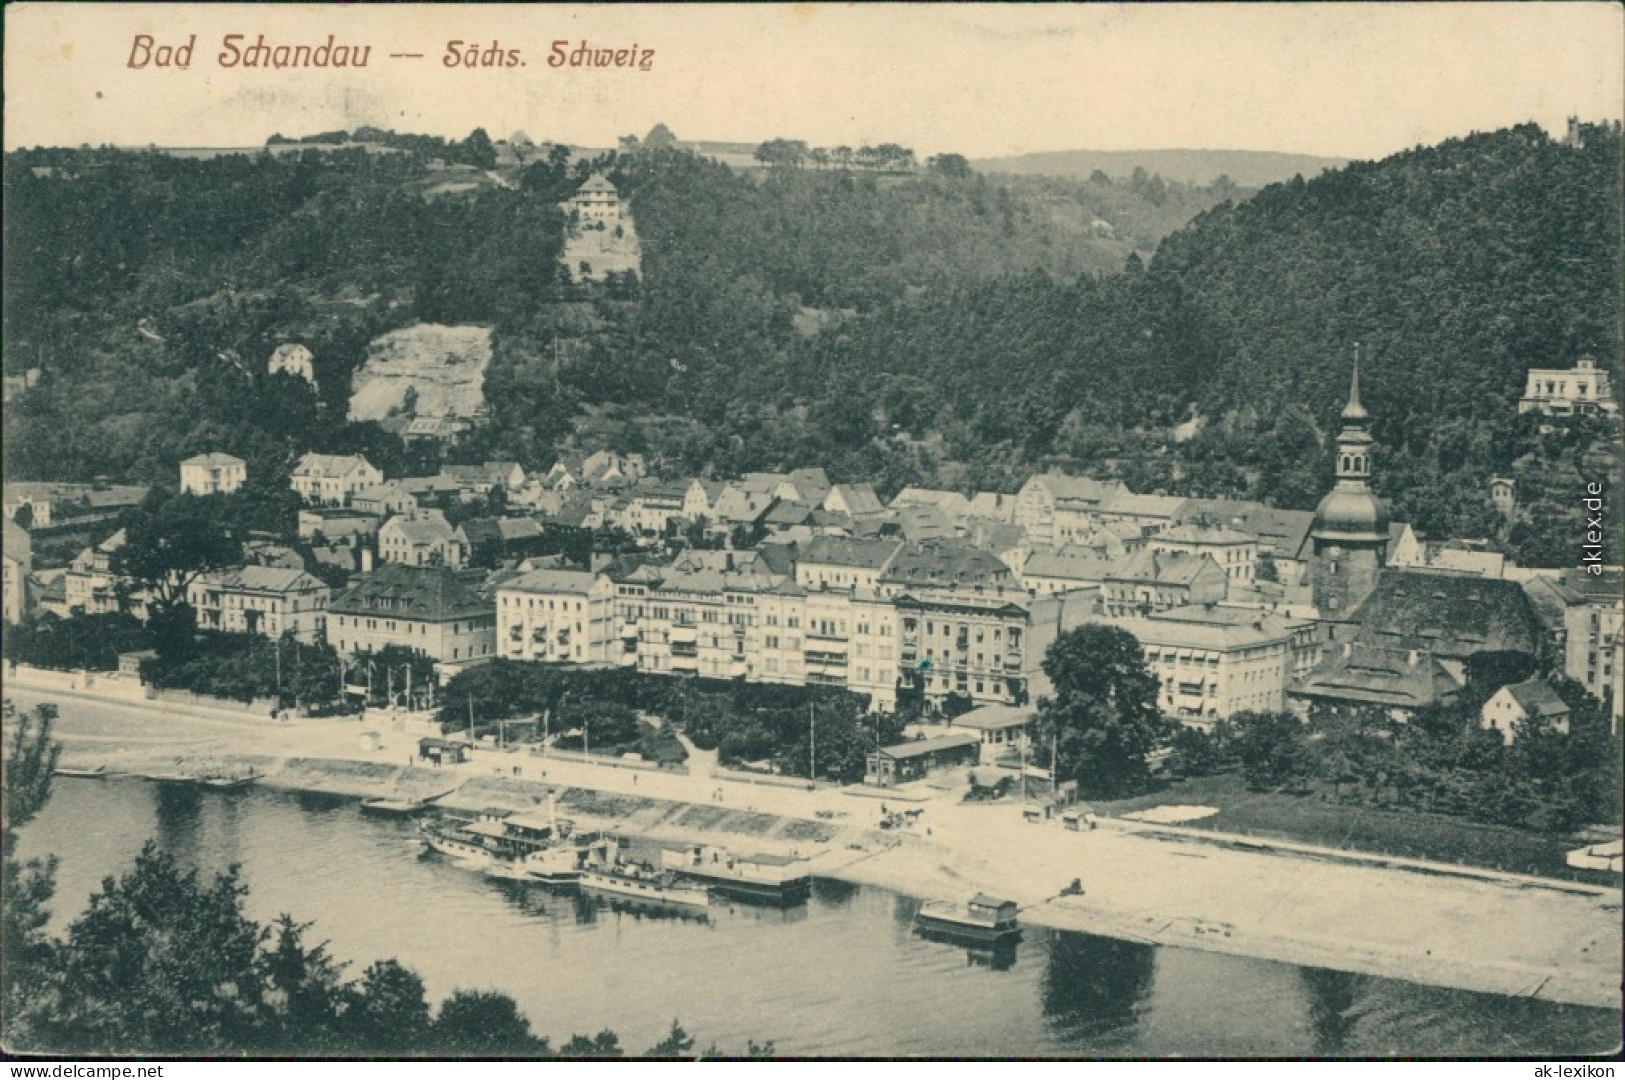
[
  {"left": 970, "top": 147, "right": 1348, "bottom": 187},
  {"left": 4, "top": 122, "right": 1621, "bottom": 562},
  {"left": 0, "top": 137, "right": 1238, "bottom": 485}
]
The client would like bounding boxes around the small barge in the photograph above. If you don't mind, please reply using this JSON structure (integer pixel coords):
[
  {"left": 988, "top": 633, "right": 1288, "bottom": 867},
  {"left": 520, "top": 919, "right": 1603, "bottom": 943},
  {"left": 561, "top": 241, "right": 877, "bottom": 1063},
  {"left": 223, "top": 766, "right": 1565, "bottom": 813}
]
[
  {"left": 914, "top": 894, "right": 1021, "bottom": 944},
  {"left": 659, "top": 845, "right": 812, "bottom": 905}
]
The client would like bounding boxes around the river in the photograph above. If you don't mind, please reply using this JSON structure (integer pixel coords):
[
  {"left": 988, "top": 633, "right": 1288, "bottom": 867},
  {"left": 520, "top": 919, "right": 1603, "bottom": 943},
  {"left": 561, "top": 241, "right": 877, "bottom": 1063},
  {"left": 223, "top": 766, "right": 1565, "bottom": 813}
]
[{"left": 17, "top": 778, "right": 1619, "bottom": 1057}]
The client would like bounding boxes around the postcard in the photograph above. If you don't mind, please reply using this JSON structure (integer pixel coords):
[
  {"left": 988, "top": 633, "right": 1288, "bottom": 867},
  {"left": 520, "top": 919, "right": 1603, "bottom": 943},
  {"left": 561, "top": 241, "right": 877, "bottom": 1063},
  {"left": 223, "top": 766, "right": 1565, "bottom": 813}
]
[{"left": 3, "top": 1, "right": 1621, "bottom": 1063}]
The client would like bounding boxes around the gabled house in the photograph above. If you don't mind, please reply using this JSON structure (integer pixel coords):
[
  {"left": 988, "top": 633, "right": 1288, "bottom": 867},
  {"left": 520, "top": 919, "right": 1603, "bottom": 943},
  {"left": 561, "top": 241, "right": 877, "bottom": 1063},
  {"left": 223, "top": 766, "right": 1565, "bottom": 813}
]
[
  {"left": 187, "top": 566, "right": 330, "bottom": 643},
  {"left": 328, "top": 563, "right": 496, "bottom": 678},
  {"left": 1100, "top": 550, "right": 1227, "bottom": 616},
  {"left": 1014, "top": 473, "right": 1127, "bottom": 546},
  {"left": 1481, "top": 678, "right": 1571, "bottom": 745},
  {"left": 378, "top": 510, "right": 465, "bottom": 569},
  {"left": 290, "top": 453, "right": 384, "bottom": 507},
  {"left": 350, "top": 482, "right": 420, "bottom": 518},
  {"left": 180, "top": 452, "right": 246, "bottom": 496},
  {"left": 824, "top": 483, "right": 884, "bottom": 518}
]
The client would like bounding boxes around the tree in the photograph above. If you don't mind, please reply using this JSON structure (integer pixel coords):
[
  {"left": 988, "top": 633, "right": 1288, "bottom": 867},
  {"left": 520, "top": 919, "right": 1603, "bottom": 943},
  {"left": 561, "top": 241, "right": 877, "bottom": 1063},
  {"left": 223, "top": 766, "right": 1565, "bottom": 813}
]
[
  {"left": 458, "top": 128, "right": 497, "bottom": 170},
  {"left": 41, "top": 844, "right": 273, "bottom": 1053},
  {"left": 1, "top": 700, "right": 62, "bottom": 1044},
  {"left": 262, "top": 916, "right": 350, "bottom": 1051},
  {"left": 345, "top": 960, "right": 432, "bottom": 1052},
  {"left": 644, "top": 1019, "right": 696, "bottom": 1058},
  {"left": 753, "top": 138, "right": 809, "bottom": 170},
  {"left": 112, "top": 491, "right": 246, "bottom": 622},
  {"left": 434, "top": 989, "right": 543, "bottom": 1055},
  {"left": 927, "top": 153, "right": 972, "bottom": 180},
  {"left": 1036, "top": 625, "right": 1168, "bottom": 797},
  {"left": 643, "top": 123, "right": 677, "bottom": 150},
  {"left": 558, "top": 1029, "right": 623, "bottom": 1057},
  {"left": 1233, "top": 710, "right": 1316, "bottom": 792}
]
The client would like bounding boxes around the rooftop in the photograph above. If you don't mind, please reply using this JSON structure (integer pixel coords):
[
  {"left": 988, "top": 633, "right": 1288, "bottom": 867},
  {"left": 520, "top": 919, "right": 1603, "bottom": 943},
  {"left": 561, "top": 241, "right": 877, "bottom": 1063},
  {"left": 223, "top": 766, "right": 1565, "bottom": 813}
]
[{"left": 330, "top": 563, "right": 492, "bottom": 621}]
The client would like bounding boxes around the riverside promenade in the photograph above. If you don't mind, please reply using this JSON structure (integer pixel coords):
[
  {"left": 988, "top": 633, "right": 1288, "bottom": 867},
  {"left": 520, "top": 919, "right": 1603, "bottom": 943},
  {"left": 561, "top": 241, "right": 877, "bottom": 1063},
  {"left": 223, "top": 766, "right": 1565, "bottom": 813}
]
[{"left": 7, "top": 674, "right": 1621, "bottom": 1013}]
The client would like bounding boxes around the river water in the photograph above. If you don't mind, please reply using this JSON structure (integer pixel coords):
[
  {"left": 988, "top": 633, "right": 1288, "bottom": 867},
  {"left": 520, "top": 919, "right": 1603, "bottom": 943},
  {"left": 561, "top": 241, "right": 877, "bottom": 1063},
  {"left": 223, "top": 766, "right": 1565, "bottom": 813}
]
[{"left": 18, "top": 778, "right": 1619, "bottom": 1057}]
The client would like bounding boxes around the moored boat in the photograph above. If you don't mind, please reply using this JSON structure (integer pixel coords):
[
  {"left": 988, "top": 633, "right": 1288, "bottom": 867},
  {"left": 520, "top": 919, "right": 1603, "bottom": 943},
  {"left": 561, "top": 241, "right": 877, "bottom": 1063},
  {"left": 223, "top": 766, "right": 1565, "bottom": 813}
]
[
  {"left": 361, "top": 797, "right": 429, "bottom": 818},
  {"left": 659, "top": 845, "right": 812, "bottom": 905},
  {"left": 914, "top": 894, "right": 1021, "bottom": 944},
  {"left": 582, "top": 839, "right": 711, "bottom": 910},
  {"left": 200, "top": 771, "right": 258, "bottom": 791},
  {"left": 55, "top": 764, "right": 111, "bottom": 779},
  {"left": 418, "top": 802, "right": 590, "bottom": 886}
]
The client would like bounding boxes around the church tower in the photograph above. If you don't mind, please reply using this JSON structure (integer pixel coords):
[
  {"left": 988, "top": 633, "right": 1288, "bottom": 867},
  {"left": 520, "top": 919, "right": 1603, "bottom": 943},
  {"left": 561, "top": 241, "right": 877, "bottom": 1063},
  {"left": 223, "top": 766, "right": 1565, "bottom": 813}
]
[{"left": 1310, "top": 349, "right": 1390, "bottom": 616}]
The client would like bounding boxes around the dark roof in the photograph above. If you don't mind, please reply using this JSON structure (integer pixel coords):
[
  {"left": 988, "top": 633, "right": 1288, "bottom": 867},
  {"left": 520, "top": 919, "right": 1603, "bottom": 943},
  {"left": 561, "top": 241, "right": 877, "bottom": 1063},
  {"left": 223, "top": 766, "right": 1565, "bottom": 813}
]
[
  {"left": 876, "top": 733, "right": 979, "bottom": 760},
  {"left": 1349, "top": 569, "right": 1546, "bottom": 660},
  {"left": 330, "top": 563, "right": 492, "bottom": 622},
  {"left": 1502, "top": 679, "right": 1571, "bottom": 718},
  {"left": 1104, "top": 549, "right": 1222, "bottom": 587},
  {"left": 798, "top": 536, "right": 902, "bottom": 570},
  {"left": 881, "top": 541, "right": 1015, "bottom": 590},
  {"left": 1239, "top": 506, "right": 1316, "bottom": 561},
  {"left": 1293, "top": 643, "right": 1461, "bottom": 709}
]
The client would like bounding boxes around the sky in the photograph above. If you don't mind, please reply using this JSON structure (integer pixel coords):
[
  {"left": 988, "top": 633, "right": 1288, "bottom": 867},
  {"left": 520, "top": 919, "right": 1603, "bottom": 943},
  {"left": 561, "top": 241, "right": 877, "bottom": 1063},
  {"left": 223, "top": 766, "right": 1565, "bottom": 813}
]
[{"left": 5, "top": 2, "right": 1623, "bottom": 160}]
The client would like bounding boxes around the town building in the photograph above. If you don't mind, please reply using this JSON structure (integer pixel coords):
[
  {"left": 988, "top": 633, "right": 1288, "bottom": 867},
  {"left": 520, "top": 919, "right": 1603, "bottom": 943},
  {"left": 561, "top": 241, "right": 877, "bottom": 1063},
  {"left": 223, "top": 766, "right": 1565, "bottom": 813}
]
[
  {"left": 497, "top": 568, "right": 617, "bottom": 665},
  {"left": 1095, "top": 493, "right": 1192, "bottom": 536},
  {"left": 328, "top": 563, "right": 496, "bottom": 678},
  {"left": 64, "top": 530, "right": 140, "bottom": 617},
  {"left": 1490, "top": 476, "right": 1517, "bottom": 519},
  {"left": 682, "top": 479, "right": 727, "bottom": 523},
  {"left": 1150, "top": 523, "right": 1258, "bottom": 586},
  {"left": 440, "top": 462, "right": 526, "bottom": 499},
  {"left": 3, "top": 517, "right": 31, "bottom": 625},
  {"left": 187, "top": 566, "right": 331, "bottom": 643},
  {"left": 297, "top": 507, "right": 381, "bottom": 544},
  {"left": 2, "top": 481, "right": 150, "bottom": 530},
  {"left": 1557, "top": 569, "right": 1623, "bottom": 730},
  {"left": 1100, "top": 550, "right": 1228, "bottom": 617},
  {"left": 350, "top": 482, "right": 420, "bottom": 518},
  {"left": 1113, "top": 607, "right": 1308, "bottom": 726},
  {"left": 1517, "top": 356, "right": 1618, "bottom": 417},
  {"left": 1020, "top": 546, "right": 1115, "bottom": 597},
  {"left": 268, "top": 343, "right": 318, "bottom": 389},
  {"left": 865, "top": 733, "right": 980, "bottom": 786},
  {"left": 824, "top": 483, "right": 884, "bottom": 518},
  {"left": 561, "top": 173, "right": 623, "bottom": 223},
  {"left": 1014, "top": 474, "right": 1127, "bottom": 546},
  {"left": 795, "top": 536, "right": 902, "bottom": 592},
  {"left": 378, "top": 510, "right": 465, "bottom": 569},
  {"left": 1481, "top": 678, "right": 1571, "bottom": 745},
  {"left": 1340, "top": 569, "right": 1548, "bottom": 683},
  {"left": 455, "top": 517, "right": 549, "bottom": 568},
  {"left": 179, "top": 452, "right": 247, "bottom": 497},
  {"left": 290, "top": 453, "right": 384, "bottom": 506},
  {"left": 949, "top": 704, "right": 1033, "bottom": 765},
  {"left": 1289, "top": 642, "right": 1462, "bottom": 722}
]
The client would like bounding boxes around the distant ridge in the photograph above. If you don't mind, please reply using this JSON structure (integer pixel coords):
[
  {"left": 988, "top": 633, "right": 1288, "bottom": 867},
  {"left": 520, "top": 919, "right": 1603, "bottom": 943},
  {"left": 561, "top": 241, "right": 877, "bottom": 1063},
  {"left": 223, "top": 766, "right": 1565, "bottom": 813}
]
[{"left": 970, "top": 148, "right": 1350, "bottom": 188}]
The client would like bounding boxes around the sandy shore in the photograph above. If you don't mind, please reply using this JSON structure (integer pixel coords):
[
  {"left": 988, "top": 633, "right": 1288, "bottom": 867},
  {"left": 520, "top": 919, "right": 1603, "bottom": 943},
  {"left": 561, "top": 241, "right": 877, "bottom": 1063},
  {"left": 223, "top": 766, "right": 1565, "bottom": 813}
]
[{"left": 9, "top": 681, "right": 1621, "bottom": 1012}]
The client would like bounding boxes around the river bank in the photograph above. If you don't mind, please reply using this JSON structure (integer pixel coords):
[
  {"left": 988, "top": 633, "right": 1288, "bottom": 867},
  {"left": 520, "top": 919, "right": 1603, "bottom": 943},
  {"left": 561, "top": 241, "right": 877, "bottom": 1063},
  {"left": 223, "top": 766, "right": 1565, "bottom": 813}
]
[{"left": 7, "top": 681, "right": 1621, "bottom": 1013}]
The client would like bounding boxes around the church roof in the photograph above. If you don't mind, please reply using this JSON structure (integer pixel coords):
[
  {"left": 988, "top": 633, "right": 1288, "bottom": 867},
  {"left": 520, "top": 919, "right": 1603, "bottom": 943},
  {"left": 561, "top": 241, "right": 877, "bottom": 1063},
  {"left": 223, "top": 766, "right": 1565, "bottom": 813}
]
[{"left": 1348, "top": 569, "right": 1546, "bottom": 660}]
